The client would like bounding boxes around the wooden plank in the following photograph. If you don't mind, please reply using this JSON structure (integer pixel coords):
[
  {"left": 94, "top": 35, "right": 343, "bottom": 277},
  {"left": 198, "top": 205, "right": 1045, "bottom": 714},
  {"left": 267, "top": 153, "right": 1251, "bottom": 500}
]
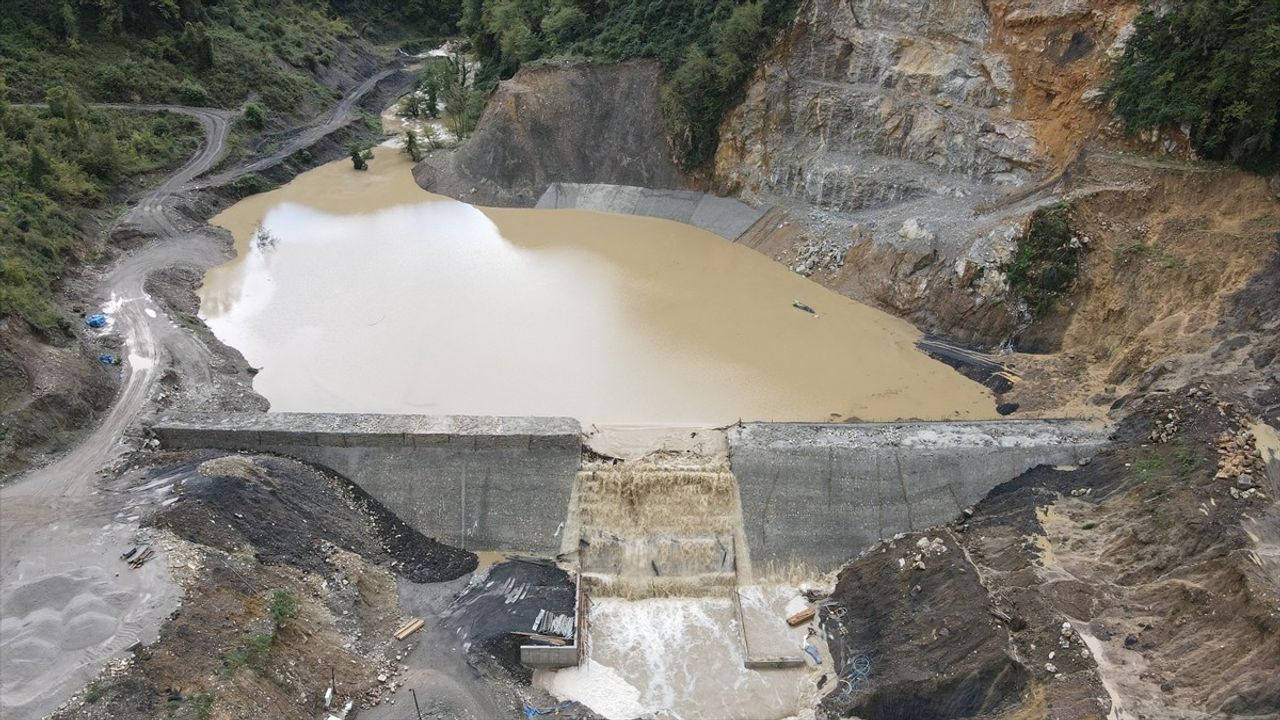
[
  {"left": 511, "top": 631, "right": 567, "bottom": 646},
  {"left": 394, "top": 618, "right": 425, "bottom": 640}
]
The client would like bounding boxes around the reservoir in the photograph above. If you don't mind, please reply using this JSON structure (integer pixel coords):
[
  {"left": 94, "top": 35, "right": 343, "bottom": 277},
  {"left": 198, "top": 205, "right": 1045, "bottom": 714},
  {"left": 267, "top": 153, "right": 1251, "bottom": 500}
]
[{"left": 200, "top": 145, "right": 995, "bottom": 425}]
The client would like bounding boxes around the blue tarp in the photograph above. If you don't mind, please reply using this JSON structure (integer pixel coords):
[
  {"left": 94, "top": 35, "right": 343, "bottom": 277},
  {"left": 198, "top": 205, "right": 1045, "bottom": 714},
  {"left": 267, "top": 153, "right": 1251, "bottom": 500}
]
[
  {"left": 523, "top": 701, "right": 574, "bottom": 719},
  {"left": 99, "top": 354, "right": 116, "bottom": 365},
  {"left": 85, "top": 313, "right": 108, "bottom": 328}
]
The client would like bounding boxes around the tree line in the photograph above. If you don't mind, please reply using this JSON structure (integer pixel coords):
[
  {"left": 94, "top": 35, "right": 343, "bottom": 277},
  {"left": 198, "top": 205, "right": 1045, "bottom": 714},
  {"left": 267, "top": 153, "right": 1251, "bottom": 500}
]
[{"left": 1105, "top": 0, "right": 1280, "bottom": 172}]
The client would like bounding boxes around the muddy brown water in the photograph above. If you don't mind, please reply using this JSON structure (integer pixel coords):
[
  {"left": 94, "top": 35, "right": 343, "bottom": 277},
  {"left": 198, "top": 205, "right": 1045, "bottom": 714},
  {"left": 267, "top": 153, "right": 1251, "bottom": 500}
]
[{"left": 201, "top": 145, "right": 995, "bottom": 425}]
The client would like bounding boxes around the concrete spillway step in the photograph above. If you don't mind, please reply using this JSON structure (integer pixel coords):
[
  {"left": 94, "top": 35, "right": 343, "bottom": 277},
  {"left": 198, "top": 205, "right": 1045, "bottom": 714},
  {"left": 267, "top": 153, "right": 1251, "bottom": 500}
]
[
  {"left": 575, "top": 468, "right": 739, "bottom": 535},
  {"left": 569, "top": 464, "right": 748, "bottom": 598}
]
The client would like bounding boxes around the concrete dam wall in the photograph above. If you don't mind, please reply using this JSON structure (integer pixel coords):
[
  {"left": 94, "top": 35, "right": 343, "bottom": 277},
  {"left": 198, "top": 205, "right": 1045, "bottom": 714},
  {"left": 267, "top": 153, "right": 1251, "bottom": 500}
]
[
  {"left": 152, "top": 413, "right": 1108, "bottom": 569},
  {"left": 727, "top": 420, "right": 1110, "bottom": 568},
  {"left": 535, "top": 183, "right": 768, "bottom": 241},
  {"left": 151, "top": 413, "right": 582, "bottom": 554}
]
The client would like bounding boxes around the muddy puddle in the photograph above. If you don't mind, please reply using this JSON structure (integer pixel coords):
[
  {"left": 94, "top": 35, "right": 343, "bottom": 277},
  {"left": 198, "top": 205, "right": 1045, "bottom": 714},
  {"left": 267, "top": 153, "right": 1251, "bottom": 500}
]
[{"left": 201, "top": 145, "right": 995, "bottom": 425}]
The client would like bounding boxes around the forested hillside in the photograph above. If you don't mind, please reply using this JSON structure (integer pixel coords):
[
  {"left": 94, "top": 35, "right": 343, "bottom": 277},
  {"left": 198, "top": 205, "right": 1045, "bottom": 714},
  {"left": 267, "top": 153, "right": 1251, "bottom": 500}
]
[
  {"left": 0, "top": 0, "right": 460, "bottom": 336},
  {"left": 0, "top": 0, "right": 456, "bottom": 114},
  {"left": 0, "top": 91, "right": 200, "bottom": 331}
]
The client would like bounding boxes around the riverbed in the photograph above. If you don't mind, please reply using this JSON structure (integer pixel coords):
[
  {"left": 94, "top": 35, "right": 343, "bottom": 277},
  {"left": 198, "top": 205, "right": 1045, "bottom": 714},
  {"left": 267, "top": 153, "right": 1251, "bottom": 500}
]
[{"left": 200, "top": 144, "right": 995, "bottom": 425}]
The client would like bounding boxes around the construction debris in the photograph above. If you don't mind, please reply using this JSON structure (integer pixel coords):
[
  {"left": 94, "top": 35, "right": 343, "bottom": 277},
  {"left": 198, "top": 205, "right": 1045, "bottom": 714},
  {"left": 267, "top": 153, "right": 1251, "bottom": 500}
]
[
  {"left": 393, "top": 618, "right": 424, "bottom": 641},
  {"left": 787, "top": 607, "right": 816, "bottom": 626},
  {"left": 127, "top": 548, "right": 155, "bottom": 569},
  {"left": 511, "top": 631, "right": 567, "bottom": 646}
]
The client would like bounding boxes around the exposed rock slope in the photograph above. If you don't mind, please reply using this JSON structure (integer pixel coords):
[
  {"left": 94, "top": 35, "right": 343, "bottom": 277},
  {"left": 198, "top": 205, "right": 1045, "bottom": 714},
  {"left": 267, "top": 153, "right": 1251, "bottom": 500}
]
[
  {"left": 413, "top": 59, "right": 687, "bottom": 207},
  {"left": 712, "top": 0, "right": 1271, "bottom": 355},
  {"left": 820, "top": 389, "right": 1280, "bottom": 719}
]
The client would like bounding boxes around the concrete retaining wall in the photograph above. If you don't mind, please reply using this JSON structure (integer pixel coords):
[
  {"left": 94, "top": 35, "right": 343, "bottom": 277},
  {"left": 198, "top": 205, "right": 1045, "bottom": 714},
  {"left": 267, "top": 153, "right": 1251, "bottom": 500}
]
[
  {"left": 728, "top": 420, "right": 1109, "bottom": 568},
  {"left": 152, "top": 413, "right": 582, "bottom": 554},
  {"left": 535, "top": 183, "right": 768, "bottom": 240}
]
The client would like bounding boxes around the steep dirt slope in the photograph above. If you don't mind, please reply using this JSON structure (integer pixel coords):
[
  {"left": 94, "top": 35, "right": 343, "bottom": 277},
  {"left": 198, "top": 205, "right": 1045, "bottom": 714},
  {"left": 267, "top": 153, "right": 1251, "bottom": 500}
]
[
  {"left": 413, "top": 59, "right": 687, "bottom": 206},
  {"left": 1002, "top": 158, "right": 1279, "bottom": 415}
]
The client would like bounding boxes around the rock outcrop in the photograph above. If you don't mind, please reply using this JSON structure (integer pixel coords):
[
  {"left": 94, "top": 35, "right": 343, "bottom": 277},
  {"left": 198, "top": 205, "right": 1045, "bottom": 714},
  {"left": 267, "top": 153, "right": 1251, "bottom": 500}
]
[
  {"left": 714, "top": 0, "right": 1133, "bottom": 347},
  {"left": 414, "top": 60, "right": 687, "bottom": 207}
]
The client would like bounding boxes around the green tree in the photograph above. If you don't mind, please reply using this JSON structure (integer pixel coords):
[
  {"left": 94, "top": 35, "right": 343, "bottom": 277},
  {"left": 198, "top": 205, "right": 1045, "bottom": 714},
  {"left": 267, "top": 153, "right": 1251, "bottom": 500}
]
[
  {"left": 349, "top": 146, "right": 367, "bottom": 170},
  {"left": 541, "top": 3, "right": 588, "bottom": 47},
  {"left": 56, "top": 1, "right": 79, "bottom": 46},
  {"left": 424, "top": 76, "right": 440, "bottom": 117},
  {"left": 45, "top": 85, "right": 85, "bottom": 126},
  {"left": 398, "top": 93, "right": 423, "bottom": 119},
  {"left": 441, "top": 52, "right": 484, "bottom": 138},
  {"left": 661, "top": 45, "right": 729, "bottom": 167},
  {"left": 714, "top": 2, "right": 766, "bottom": 72},
  {"left": 82, "top": 131, "right": 123, "bottom": 181},
  {"left": 404, "top": 129, "right": 423, "bottom": 162},
  {"left": 1105, "top": 0, "right": 1280, "bottom": 171},
  {"left": 179, "top": 22, "right": 215, "bottom": 71},
  {"left": 27, "top": 144, "right": 51, "bottom": 188}
]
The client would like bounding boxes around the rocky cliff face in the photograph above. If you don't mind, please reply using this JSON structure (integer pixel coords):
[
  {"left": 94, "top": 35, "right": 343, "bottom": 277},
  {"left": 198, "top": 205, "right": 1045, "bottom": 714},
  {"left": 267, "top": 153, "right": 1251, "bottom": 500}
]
[
  {"left": 414, "top": 60, "right": 687, "bottom": 207},
  {"left": 715, "top": 0, "right": 1134, "bottom": 348}
]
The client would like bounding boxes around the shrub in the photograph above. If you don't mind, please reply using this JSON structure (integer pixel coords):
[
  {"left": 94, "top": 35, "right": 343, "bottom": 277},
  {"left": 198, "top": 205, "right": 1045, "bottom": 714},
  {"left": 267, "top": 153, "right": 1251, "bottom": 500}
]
[
  {"left": 229, "top": 173, "right": 275, "bottom": 197},
  {"left": 1105, "top": 0, "right": 1280, "bottom": 172},
  {"left": 243, "top": 100, "right": 267, "bottom": 130},
  {"left": 221, "top": 633, "right": 273, "bottom": 676},
  {"left": 1003, "top": 202, "right": 1085, "bottom": 317},
  {"left": 268, "top": 589, "right": 298, "bottom": 627},
  {"left": 170, "top": 78, "right": 210, "bottom": 106}
]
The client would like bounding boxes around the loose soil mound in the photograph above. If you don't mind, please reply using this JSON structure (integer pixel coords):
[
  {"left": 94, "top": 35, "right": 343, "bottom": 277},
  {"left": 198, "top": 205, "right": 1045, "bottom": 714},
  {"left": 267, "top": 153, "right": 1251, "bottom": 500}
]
[
  {"left": 821, "top": 532, "right": 1031, "bottom": 719},
  {"left": 149, "top": 452, "right": 477, "bottom": 582}
]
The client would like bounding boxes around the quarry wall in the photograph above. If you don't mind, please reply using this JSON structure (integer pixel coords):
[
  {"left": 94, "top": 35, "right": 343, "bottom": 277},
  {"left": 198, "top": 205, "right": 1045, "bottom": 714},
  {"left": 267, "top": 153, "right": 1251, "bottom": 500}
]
[
  {"left": 727, "top": 420, "right": 1109, "bottom": 567},
  {"left": 151, "top": 413, "right": 582, "bottom": 553}
]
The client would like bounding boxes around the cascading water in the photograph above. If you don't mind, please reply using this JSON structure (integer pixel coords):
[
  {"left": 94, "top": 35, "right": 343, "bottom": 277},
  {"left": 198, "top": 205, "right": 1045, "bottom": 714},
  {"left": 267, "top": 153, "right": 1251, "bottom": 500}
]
[
  {"left": 538, "top": 454, "right": 824, "bottom": 720},
  {"left": 572, "top": 460, "right": 744, "bottom": 599}
]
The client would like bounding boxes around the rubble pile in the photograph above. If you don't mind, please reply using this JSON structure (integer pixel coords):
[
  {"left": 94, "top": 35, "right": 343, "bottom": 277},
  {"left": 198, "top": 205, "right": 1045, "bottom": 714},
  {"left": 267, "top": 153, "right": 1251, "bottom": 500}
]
[
  {"left": 1217, "top": 426, "right": 1269, "bottom": 500},
  {"left": 789, "top": 235, "right": 849, "bottom": 276}
]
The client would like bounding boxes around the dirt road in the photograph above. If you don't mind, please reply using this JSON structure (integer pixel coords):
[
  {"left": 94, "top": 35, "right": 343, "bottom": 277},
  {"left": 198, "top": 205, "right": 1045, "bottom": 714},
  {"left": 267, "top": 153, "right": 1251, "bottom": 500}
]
[{"left": 0, "top": 70, "right": 400, "bottom": 718}]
